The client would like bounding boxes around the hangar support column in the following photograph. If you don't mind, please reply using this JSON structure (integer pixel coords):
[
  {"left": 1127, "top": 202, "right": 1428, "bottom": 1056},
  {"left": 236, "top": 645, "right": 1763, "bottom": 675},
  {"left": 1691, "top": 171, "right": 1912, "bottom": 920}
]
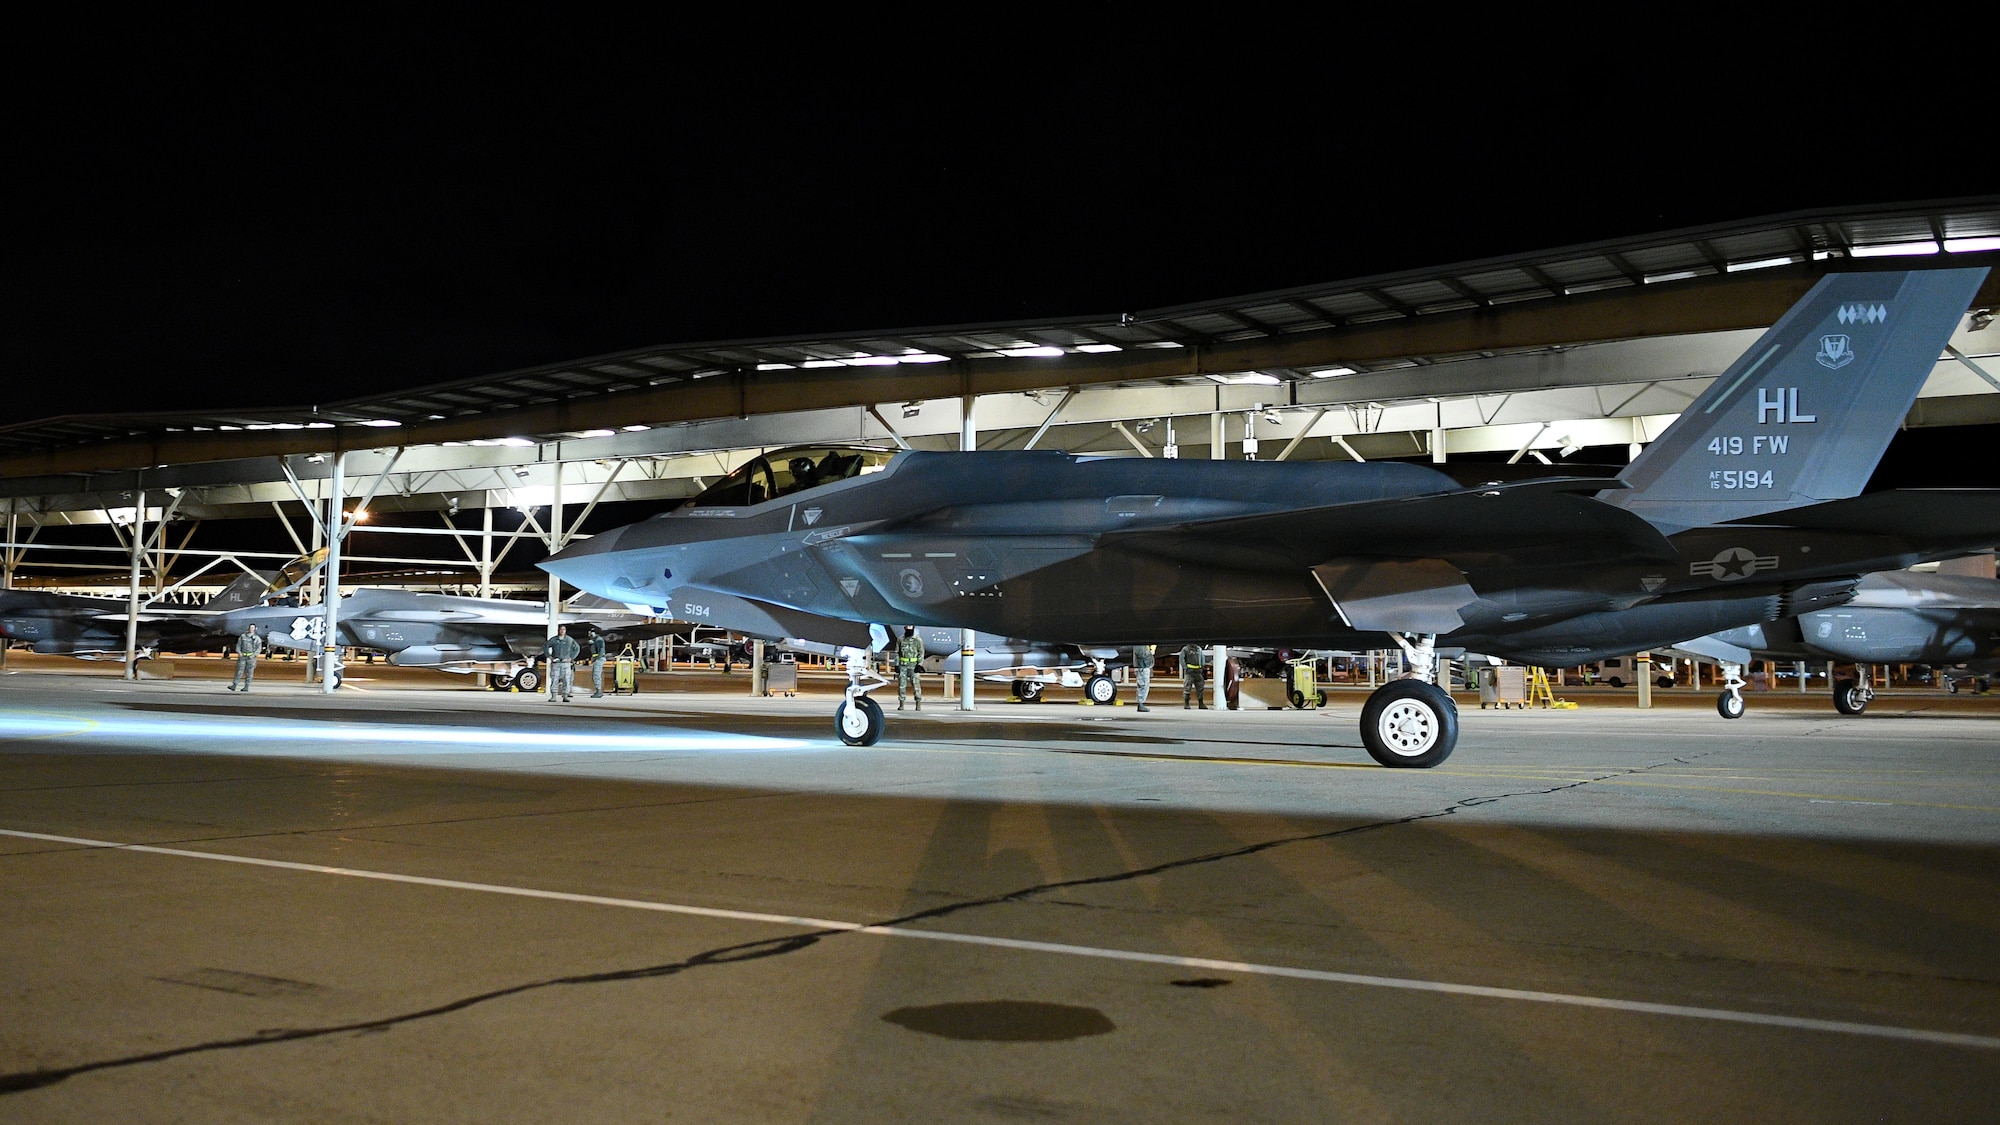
[
  {"left": 122, "top": 489, "right": 144, "bottom": 681},
  {"left": 960, "top": 395, "right": 977, "bottom": 712},
  {"left": 546, "top": 462, "right": 565, "bottom": 649},
  {"left": 1210, "top": 413, "right": 1227, "bottom": 710},
  {"left": 321, "top": 455, "right": 344, "bottom": 693}
]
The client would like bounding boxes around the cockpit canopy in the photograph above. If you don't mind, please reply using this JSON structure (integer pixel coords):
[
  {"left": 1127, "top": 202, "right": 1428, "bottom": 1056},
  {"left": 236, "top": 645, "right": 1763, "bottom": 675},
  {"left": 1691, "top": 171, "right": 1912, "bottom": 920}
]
[{"left": 687, "top": 446, "right": 896, "bottom": 508}]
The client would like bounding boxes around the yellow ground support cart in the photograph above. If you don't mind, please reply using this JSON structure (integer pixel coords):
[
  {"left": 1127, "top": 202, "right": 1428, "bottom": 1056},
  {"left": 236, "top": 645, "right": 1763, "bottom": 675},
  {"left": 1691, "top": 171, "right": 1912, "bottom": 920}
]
[
  {"left": 1288, "top": 658, "right": 1328, "bottom": 709},
  {"left": 613, "top": 645, "right": 639, "bottom": 695}
]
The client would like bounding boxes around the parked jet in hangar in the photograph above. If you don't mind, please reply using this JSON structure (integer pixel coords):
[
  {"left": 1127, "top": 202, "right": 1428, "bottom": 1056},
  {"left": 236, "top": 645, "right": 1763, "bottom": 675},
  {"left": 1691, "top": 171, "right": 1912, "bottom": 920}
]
[
  {"left": 224, "top": 589, "right": 677, "bottom": 690},
  {"left": 0, "top": 570, "right": 282, "bottom": 658},
  {"left": 1673, "top": 568, "right": 2000, "bottom": 717},
  {"left": 542, "top": 268, "right": 1998, "bottom": 766}
]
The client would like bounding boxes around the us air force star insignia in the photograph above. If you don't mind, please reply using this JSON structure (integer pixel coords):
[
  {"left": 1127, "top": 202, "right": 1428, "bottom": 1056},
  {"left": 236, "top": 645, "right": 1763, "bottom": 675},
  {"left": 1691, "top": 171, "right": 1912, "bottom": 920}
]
[
  {"left": 839, "top": 577, "right": 860, "bottom": 598},
  {"left": 802, "top": 507, "right": 823, "bottom": 526},
  {"left": 1689, "top": 547, "right": 1779, "bottom": 581},
  {"left": 898, "top": 568, "right": 924, "bottom": 598}
]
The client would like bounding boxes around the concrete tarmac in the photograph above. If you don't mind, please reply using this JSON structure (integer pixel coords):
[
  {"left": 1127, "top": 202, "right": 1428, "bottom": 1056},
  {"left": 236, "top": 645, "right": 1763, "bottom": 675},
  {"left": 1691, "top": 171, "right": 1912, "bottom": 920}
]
[{"left": 2, "top": 659, "right": 1998, "bottom": 1122}]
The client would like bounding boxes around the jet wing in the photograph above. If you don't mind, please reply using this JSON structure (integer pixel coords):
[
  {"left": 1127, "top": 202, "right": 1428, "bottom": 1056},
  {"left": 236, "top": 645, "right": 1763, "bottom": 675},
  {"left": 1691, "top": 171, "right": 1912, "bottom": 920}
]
[{"left": 1101, "top": 477, "right": 1676, "bottom": 570}]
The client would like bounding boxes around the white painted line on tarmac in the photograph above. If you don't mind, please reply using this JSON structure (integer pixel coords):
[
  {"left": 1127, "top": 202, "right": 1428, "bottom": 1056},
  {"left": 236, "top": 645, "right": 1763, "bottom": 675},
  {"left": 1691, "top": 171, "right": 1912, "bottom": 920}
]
[{"left": 9, "top": 826, "right": 1999, "bottom": 1052}]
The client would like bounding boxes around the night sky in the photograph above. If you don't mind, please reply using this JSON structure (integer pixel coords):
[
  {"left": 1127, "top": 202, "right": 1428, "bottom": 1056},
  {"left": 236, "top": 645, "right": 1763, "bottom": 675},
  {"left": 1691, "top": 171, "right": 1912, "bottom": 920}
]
[{"left": 1, "top": 30, "right": 1988, "bottom": 433}]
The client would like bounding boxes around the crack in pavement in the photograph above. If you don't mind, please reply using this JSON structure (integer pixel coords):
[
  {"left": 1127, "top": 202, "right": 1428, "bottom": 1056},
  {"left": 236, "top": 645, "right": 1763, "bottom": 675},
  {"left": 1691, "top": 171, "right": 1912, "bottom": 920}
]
[{"left": 0, "top": 745, "right": 1730, "bottom": 1095}]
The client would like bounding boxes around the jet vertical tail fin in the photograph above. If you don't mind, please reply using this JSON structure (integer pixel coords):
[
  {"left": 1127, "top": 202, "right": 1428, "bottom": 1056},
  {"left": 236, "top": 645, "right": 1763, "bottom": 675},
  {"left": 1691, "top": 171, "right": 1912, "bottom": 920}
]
[
  {"left": 207, "top": 570, "right": 279, "bottom": 612},
  {"left": 1605, "top": 268, "right": 1988, "bottom": 533}
]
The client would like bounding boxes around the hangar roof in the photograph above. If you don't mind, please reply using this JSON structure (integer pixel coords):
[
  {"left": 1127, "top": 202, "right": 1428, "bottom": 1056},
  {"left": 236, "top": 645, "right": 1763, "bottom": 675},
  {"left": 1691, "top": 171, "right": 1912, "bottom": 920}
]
[{"left": 3, "top": 196, "right": 1997, "bottom": 479}]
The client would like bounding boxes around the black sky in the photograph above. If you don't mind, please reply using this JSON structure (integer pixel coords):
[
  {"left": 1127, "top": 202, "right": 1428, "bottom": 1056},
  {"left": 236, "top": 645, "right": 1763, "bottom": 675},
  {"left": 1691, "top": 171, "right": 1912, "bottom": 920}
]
[{"left": 1, "top": 26, "right": 1987, "bottom": 431}]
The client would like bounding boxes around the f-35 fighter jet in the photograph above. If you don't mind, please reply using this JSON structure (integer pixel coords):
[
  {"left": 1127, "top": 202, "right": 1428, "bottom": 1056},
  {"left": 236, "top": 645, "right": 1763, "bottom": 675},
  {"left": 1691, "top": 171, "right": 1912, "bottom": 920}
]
[
  {"left": 543, "top": 268, "right": 1997, "bottom": 766},
  {"left": 1674, "top": 568, "right": 2000, "bottom": 717}
]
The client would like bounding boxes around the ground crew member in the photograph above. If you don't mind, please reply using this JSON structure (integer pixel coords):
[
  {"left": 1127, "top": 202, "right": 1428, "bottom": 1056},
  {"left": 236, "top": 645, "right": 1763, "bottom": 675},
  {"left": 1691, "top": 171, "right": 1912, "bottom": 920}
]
[
  {"left": 547, "top": 625, "right": 581, "bottom": 702},
  {"left": 588, "top": 631, "right": 608, "bottom": 698},
  {"left": 1133, "top": 644, "right": 1155, "bottom": 712},
  {"left": 896, "top": 625, "right": 924, "bottom": 710},
  {"left": 228, "top": 624, "right": 264, "bottom": 693},
  {"left": 1180, "top": 643, "right": 1207, "bottom": 709}
]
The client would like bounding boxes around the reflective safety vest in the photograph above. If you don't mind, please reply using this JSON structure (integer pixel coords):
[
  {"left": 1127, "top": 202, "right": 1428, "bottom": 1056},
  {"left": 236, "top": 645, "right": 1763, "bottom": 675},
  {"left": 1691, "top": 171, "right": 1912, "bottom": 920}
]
[{"left": 897, "top": 635, "right": 924, "bottom": 665}]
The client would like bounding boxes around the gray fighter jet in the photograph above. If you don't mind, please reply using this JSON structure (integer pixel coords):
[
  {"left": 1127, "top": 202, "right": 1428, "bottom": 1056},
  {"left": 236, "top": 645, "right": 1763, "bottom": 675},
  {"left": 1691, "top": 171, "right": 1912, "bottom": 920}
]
[
  {"left": 1675, "top": 569, "right": 2000, "bottom": 717},
  {"left": 543, "top": 268, "right": 1998, "bottom": 766},
  {"left": 0, "top": 571, "right": 279, "bottom": 659},
  {"left": 222, "top": 589, "right": 676, "bottom": 690}
]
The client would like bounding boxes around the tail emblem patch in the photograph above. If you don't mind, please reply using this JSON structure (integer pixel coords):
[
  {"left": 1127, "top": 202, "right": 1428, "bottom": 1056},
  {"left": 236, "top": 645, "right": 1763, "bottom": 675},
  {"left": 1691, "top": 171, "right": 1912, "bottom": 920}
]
[{"left": 1814, "top": 334, "right": 1855, "bottom": 369}]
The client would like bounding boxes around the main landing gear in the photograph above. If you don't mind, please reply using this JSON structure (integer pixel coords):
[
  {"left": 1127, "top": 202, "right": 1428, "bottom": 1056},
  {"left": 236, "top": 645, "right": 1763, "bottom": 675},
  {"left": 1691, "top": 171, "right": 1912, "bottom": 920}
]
[
  {"left": 1083, "top": 658, "right": 1116, "bottom": 705},
  {"left": 834, "top": 636, "right": 891, "bottom": 746},
  {"left": 1833, "top": 666, "right": 1875, "bottom": 715},
  {"left": 1359, "top": 633, "right": 1458, "bottom": 768},
  {"left": 1716, "top": 662, "right": 1746, "bottom": 719}
]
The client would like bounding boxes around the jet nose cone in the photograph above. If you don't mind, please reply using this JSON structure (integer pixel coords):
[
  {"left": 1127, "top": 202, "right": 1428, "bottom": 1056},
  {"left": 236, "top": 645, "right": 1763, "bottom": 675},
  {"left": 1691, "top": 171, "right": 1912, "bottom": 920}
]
[{"left": 539, "top": 526, "right": 625, "bottom": 595}]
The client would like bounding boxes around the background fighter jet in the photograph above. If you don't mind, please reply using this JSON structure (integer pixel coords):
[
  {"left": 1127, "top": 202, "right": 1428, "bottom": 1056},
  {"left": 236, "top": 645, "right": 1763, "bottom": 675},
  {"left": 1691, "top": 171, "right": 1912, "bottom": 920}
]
[
  {"left": 1672, "top": 567, "right": 2000, "bottom": 717},
  {"left": 0, "top": 570, "right": 278, "bottom": 659},
  {"left": 221, "top": 589, "right": 676, "bottom": 690},
  {"left": 544, "top": 268, "right": 1997, "bottom": 766}
]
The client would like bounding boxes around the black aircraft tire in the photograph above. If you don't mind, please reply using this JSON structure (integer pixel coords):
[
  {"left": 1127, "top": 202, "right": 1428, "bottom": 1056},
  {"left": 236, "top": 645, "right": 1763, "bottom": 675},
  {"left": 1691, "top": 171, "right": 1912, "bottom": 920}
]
[
  {"left": 514, "top": 667, "right": 542, "bottom": 693},
  {"left": 1833, "top": 679, "right": 1868, "bottom": 716},
  {"left": 1717, "top": 691, "right": 1745, "bottom": 719},
  {"left": 1359, "top": 681, "right": 1458, "bottom": 769},
  {"left": 1010, "top": 679, "right": 1029, "bottom": 700},
  {"left": 1085, "top": 674, "right": 1116, "bottom": 705},
  {"left": 1019, "top": 681, "right": 1044, "bottom": 703},
  {"left": 836, "top": 696, "right": 884, "bottom": 746}
]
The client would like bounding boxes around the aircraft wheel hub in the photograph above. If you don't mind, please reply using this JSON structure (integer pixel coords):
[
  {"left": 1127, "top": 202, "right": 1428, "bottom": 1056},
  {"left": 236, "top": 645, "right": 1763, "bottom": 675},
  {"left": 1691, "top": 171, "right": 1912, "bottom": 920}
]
[{"left": 1377, "top": 700, "right": 1439, "bottom": 755}]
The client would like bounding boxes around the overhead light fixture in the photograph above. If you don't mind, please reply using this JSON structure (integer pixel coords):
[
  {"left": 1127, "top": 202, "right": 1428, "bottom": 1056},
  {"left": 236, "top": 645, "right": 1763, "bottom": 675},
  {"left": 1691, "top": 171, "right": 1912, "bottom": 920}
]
[
  {"left": 1206, "top": 372, "right": 1282, "bottom": 386},
  {"left": 514, "top": 467, "right": 532, "bottom": 479},
  {"left": 1968, "top": 309, "right": 1994, "bottom": 332},
  {"left": 304, "top": 453, "right": 325, "bottom": 464},
  {"left": 1308, "top": 366, "right": 1355, "bottom": 378},
  {"left": 1557, "top": 436, "right": 1581, "bottom": 457},
  {"left": 357, "top": 419, "right": 402, "bottom": 428},
  {"left": 1262, "top": 409, "right": 1283, "bottom": 425},
  {"left": 1725, "top": 255, "right": 1799, "bottom": 272},
  {"left": 1076, "top": 343, "right": 1122, "bottom": 353},
  {"left": 1850, "top": 240, "right": 1940, "bottom": 258},
  {"left": 999, "top": 346, "right": 1064, "bottom": 358},
  {"left": 901, "top": 402, "right": 923, "bottom": 418},
  {"left": 576, "top": 429, "right": 616, "bottom": 438},
  {"left": 1946, "top": 237, "right": 2000, "bottom": 254}
]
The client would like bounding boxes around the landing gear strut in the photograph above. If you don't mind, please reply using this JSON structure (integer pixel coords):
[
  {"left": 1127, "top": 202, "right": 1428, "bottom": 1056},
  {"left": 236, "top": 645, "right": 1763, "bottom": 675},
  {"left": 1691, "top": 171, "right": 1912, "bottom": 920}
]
[
  {"left": 834, "top": 639, "right": 890, "bottom": 746},
  {"left": 1716, "top": 662, "right": 1746, "bottom": 719},
  {"left": 1083, "top": 658, "right": 1116, "bottom": 705},
  {"left": 1833, "top": 665, "right": 1874, "bottom": 716},
  {"left": 1359, "top": 634, "right": 1458, "bottom": 768}
]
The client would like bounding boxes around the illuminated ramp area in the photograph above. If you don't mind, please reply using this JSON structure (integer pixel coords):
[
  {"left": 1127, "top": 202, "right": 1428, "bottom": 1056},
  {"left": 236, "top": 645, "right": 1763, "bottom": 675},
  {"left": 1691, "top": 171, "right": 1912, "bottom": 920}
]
[{"left": 3, "top": 671, "right": 1999, "bottom": 1121}]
